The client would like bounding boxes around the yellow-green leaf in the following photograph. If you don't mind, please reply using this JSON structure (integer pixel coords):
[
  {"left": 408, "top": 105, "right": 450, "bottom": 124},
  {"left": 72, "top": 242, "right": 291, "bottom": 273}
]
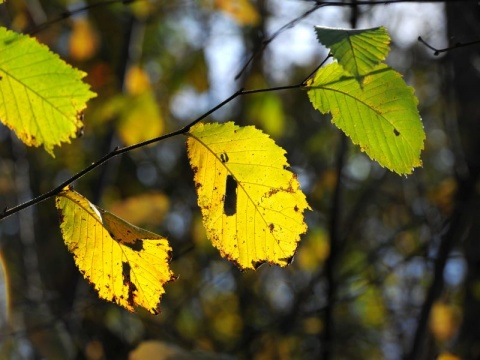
[
  {"left": 187, "top": 122, "right": 310, "bottom": 270},
  {"left": 56, "top": 187, "right": 175, "bottom": 314},
  {"left": 0, "top": 27, "right": 96, "bottom": 155},
  {"left": 308, "top": 62, "right": 425, "bottom": 175},
  {"left": 314, "top": 26, "right": 390, "bottom": 79}
]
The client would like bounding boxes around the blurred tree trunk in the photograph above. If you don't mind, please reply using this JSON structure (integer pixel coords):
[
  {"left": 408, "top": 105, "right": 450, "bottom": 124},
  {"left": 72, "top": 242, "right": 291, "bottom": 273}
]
[{"left": 447, "top": 3, "right": 480, "bottom": 358}]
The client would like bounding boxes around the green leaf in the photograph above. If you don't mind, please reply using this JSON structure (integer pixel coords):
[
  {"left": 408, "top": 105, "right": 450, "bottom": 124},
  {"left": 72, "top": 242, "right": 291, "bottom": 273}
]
[
  {"left": 307, "top": 62, "right": 424, "bottom": 175},
  {"left": 314, "top": 26, "right": 390, "bottom": 79},
  {"left": 0, "top": 27, "right": 96, "bottom": 156}
]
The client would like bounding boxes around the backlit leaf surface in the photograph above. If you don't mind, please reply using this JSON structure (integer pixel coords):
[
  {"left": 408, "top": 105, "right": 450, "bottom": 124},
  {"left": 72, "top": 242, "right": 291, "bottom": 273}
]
[
  {"left": 187, "top": 122, "right": 310, "bottom": 270},
  {"left": 314, "top": 26, "right": 390, "bottom": 79},
  {"left": 56, "top": 187, "right": 175, "bottom": 314},
  {"left": 0, "top": 27, "right": 96, "bottom": 155},
  {"left": 308, "top": 62, "right": 424, "bottom": 175}
]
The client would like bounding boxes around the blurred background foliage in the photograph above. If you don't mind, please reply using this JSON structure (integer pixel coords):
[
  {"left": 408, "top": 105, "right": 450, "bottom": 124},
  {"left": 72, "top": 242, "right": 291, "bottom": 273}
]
[{"left": 0, "top": 0, "right": 477, "bottom": 359}]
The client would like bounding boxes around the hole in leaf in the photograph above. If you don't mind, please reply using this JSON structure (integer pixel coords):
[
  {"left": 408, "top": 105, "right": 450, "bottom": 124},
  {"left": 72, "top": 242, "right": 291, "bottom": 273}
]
[{"left": 224, "top": 175, "right": 237, "bottom": 216}]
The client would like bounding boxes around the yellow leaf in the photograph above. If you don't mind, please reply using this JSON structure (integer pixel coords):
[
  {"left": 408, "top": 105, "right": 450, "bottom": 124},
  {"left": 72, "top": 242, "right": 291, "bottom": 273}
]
[
  {"left": 215, "top": 0, "right": 260, "bottom": 26},
  {"left": 69, "top": 18, "right": 99, "bottom": 61},
  {"left": 187, "top": 122, "right": 310, "bottom": 270},
  {"left": 56, "top": 187, "right": 176, "bottom": 314}
]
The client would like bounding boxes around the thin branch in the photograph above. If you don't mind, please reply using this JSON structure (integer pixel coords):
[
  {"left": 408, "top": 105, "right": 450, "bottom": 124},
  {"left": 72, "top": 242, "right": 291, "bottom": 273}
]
[
  {"left": 418, "top": 36, "right": 480, "bottom": 56},
  {"left": 0, "top": 88, "right": 241, "bottom": 220},
  {"left": 0, "top": 54, "right": 332, "bottom": 221},
  {"left": 26, "top": 0, "right": 134, "bottom": 35},
  {"left": 235, "top": 3, "right": 325, "bottom": 80}
]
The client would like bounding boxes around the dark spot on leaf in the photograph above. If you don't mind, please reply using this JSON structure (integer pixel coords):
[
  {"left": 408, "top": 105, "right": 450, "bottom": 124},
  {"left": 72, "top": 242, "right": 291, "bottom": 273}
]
[
  {"left": 57, "top": 209, "right": 65, "bottom": 224},
  {"left": 123, "top": 239, "right": 144, "bottom": 251},
  {"left": 294, "top": 205, "right": 299, "bottom": 212},
  {"left": 0, "top": 76, "right": 3, "bottom": 80},
  {"left": 224, "top": 175, "right": 237, "bottom": 216},
  {"left": 220, "top": 152, "right": 229, "bottom": 163},
  {"left": 122, "top": 262, "right": 131, "bottom": 285},
  {"left": 122, "top": 261, "right": 137, "bottom": 308},
  {"left": 192, "top": 166, "right": 198, "bottom": 174},
  {"left": 269, "top": 223, "right": 275, "bottom": 232},
  {"left": 196, "top": 182, "right": 202, "bottom": 189},
  {"left": 394, "top": 128, "right": 400, "bottom": 136}
]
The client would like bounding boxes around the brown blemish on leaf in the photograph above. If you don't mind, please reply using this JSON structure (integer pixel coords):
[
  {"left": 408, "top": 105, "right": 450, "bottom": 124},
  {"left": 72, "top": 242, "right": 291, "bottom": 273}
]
[
  {"left": 394, "top": 128, "right": 400, "bottom": 136},
  {"left": 268, "top": 223, "right": 274, "bottom": 232},
  {"left": 122, "top": 261, "right": 138, "bottom": 309},
  {"left": 220, "top": 152, "right": 229, "bottom": 163},
  {"left": 122, "top": 239, "right": 144, "bottom": 251}
]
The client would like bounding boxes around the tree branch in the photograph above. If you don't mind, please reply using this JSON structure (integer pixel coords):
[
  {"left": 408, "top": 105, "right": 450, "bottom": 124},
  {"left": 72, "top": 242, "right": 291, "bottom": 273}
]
[
  {"left": 418, "top": 36, "right": 480, "bottom": 56},
  {"left": 0, "top": 53, "right": 333, "bottom": 221}
]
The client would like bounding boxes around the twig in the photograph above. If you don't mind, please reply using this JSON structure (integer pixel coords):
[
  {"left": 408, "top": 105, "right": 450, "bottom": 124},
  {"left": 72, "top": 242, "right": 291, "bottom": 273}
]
[
  {"left": 0, "top": 89, "right": 237, "bottom": 220},
  {"left": 0, "top": 54, "right": 332, "bottom": 221},
  {"left": 235, "top": 3, "right": 325, "bottom": 80},
  {"left": 25, "top": 0, "right": 135, "bottom": 35},
  {"left": 418, "top": 36, "right": 480, "bottom": 56}
]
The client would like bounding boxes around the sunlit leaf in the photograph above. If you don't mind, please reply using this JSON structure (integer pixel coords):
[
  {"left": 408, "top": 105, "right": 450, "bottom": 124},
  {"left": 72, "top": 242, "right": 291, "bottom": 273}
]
[
  {"left": 314, "top": 26, "right": 390, "bottom": 79},
  {"left": 56, "top": 187, "right": 175, "bottom": 314},
  {"left": 187, "top": 122, "right": 310, "bottom": 270},
  {"left": 215, "top": 0, "right": 260, "bottom": 26},
  {"left": 0, "top": 27, "right": 96, "bottom": 155},
  {"left": 308, "top": 62, "right": 424, "bottom": 175}
]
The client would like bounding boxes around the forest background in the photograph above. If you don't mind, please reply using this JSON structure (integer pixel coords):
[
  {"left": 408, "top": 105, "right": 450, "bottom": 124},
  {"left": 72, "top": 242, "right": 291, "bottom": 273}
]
[{"left": 0, "top": 0, "right": 478, "bottom": 359}]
